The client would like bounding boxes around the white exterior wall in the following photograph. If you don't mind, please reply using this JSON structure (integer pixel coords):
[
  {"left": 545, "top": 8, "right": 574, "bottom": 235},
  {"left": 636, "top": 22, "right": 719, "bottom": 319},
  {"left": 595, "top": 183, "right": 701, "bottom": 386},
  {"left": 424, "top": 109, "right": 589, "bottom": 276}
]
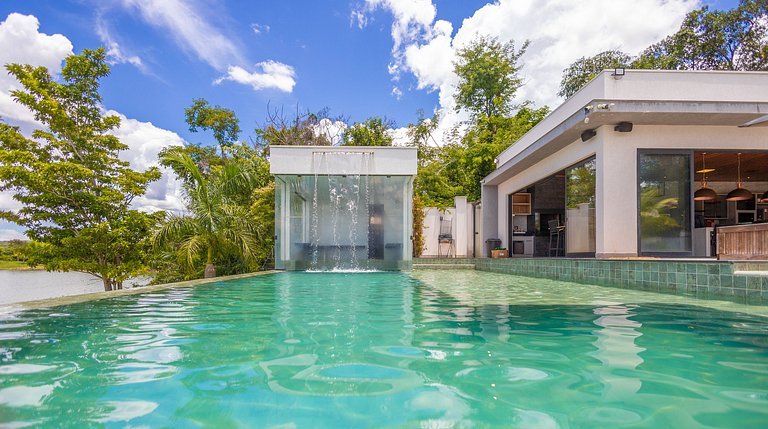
[
  {"left": 495, "top": 140, "right": 597, "bottom": 249},
  {"left": 596, "top": 125, "right": 767, "bottom": 257},
  {"left": 421, "top": 196, "right": 473, "bottom": 257},
  {"left": 494, "top": 124, "right": 768, "bottom": 256}
]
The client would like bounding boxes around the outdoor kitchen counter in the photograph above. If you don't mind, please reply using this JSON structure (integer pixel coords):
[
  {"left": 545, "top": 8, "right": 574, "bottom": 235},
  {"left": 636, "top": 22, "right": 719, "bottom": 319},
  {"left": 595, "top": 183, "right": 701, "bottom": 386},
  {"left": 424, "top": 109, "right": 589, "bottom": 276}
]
[{"left": 717, "top": 223, "right": 768, "bottom": 260}]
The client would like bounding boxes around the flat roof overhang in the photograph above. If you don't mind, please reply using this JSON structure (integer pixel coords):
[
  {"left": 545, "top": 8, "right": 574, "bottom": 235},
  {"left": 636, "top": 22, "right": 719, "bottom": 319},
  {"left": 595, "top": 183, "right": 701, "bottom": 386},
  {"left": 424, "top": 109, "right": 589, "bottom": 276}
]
[{"left": 482, "top": 100, "right": 768, "bottom": 186}]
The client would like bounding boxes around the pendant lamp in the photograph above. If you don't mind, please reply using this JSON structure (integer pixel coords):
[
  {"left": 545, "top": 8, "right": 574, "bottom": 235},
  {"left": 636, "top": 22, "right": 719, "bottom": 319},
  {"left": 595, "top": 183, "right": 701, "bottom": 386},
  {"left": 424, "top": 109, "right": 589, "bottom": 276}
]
[
  {"left": 726, "top": 153, "right": 753, "bottom": 201},
  {"left": 693, "top": 152, "right": 718, "bottom": 201},
  {"left": 760, "top": 190, "right": 768, "bottom": 203}
]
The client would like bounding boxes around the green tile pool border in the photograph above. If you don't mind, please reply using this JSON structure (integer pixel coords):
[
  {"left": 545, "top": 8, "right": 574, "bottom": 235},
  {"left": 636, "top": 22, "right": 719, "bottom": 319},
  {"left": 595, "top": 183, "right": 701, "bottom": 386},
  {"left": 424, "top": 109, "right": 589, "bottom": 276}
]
[
  {"left": 415, "top": 258, "right": 768, "bottom": 306},
  {"left": 2, "top": 270, "right": 279, "bottom": 311}
]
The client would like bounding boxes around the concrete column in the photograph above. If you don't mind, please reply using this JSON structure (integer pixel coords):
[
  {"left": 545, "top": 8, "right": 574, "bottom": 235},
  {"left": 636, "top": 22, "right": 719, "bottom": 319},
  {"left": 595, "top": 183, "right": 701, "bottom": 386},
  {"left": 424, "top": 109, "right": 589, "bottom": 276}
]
[
  {"left": 595, "top": 130, "right": 638, "bottom": 258},
  {"left": 454, "top": 196, "right": 468, "bottom": 257},
  {"left": 481, "top": 183, "right": 498, "bottom": 257}
]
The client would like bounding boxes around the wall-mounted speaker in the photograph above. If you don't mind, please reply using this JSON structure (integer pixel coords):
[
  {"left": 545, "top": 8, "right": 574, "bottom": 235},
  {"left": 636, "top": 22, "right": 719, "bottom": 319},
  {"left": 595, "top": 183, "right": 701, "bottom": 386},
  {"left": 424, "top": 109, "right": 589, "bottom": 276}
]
[
  {"left": 581, "top": 129, "right": 596, "bottom": 142},
  {"left": 614, "top": 122, "right": 633, "bottom": 132}
]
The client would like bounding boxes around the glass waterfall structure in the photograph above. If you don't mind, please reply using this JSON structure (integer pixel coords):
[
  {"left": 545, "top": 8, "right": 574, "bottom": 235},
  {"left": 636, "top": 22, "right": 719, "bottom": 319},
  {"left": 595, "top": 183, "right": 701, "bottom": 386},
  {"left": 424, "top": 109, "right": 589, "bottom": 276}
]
[{"left": 270, "top": 146, "right": 417, "bottom": 271}]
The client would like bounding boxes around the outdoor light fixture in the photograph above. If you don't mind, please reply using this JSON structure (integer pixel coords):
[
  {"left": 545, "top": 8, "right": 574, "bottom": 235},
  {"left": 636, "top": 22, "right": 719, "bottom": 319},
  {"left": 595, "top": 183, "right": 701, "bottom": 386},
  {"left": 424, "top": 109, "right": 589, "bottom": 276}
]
[
  {"left": 611, "top": 68, "right": 625, "bottom": 79},
  {"left": 694, "top": 153, "right": 718, "bottom": 201},
  {"left": 614, "top": 122, "right": 633, "bottom": 132},
  {"left": 581, "top": 129, "right": 596, "bottom": 142},
  {"left": 726, "top": 153, "right": 753, "bottom": 201}
]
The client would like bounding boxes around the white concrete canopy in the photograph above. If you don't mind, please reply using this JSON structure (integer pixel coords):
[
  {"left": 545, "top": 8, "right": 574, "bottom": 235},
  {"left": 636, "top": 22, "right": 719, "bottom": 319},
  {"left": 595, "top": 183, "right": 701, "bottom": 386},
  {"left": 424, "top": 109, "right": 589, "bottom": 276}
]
[{"left": 270, "top": 146, "right": 417, "bottom": 176}]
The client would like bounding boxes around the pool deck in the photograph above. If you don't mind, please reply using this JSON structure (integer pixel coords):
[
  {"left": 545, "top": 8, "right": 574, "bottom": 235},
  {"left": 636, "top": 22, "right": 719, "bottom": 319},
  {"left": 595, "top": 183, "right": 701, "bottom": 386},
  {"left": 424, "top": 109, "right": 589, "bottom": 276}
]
[
  {"left": 414, "top": 258, "right": 768, "bottom": 306},
  {"left": 0, "top": 271, "right": 278, "bottom": 312}
]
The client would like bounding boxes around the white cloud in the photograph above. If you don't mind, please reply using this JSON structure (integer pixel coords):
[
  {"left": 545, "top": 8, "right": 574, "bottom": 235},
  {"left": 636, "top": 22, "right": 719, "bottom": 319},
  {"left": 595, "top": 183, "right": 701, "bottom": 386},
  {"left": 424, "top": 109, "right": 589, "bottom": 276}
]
[
  {"left": 359, "top": 0, "right": 698, "bottom": 142},
  {"left": 251, "top": 23, "right": 270, "bottom": 35},
  {"left": 107, "top": 110, "right": 187, "bottom": 213},
  {"left": 214, "top": 61, "right": 297, "bottom": 93},
  {"left": 314, "top": 118, "right": 347, "bottom": 146},
  {"left": 95, "top": 17, "right": 146, "bottom": 72},
  {"left": 0, "top": 13, "right": 188, "bottom": 217},
  {"left": 0, "top": 13, "right": 73, "bottom": 126},
  {"left": 0, "top": 228, "right": 27, "bottom": 241},
  {"left": 120, "top": 0, "right": 243, "bottom": 71}
]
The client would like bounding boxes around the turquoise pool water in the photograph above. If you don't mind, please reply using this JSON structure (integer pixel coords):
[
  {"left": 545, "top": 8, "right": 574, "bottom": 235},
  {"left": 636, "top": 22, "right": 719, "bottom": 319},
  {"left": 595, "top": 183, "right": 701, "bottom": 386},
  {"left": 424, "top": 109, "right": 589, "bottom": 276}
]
[{"left": 1, "top": 271, "right": 767, "bottom": 428}]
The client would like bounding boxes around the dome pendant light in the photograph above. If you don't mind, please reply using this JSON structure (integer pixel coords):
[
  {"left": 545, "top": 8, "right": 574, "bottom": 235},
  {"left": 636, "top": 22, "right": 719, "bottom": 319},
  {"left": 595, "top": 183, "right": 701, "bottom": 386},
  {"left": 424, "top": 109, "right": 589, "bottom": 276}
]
[
  {"left": 694, "top": 152, "right": 718, "bottom": 201},
  {"left": 726, "top": 153, "right": 753, "bottom": 201},
  {"left": 760, "top": 190, "right": 768, "bottom": 203}
]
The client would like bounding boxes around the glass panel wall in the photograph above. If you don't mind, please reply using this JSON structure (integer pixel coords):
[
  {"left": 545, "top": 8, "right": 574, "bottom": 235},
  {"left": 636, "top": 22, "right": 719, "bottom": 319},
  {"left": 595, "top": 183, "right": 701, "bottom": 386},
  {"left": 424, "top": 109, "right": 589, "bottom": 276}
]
[
  {"left": 275, "top": 174, "right": 412, "bottom": 270},
  {"left": 565, "top": 158, "right": 596, "bottom": 256},
  {"left": 638, "top": 153, "right": 692, "bottom": 255}
]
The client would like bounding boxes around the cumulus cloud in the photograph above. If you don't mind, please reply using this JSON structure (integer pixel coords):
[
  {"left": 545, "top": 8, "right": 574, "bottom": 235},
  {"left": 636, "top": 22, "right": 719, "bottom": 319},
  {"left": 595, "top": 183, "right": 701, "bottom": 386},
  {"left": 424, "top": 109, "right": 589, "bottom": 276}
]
[
  {"left": 0, "top": 13, "right": 188, "bottom": 218},
  {"left": 0, "top": 13, "right": 73, "bottom": 126},
  {"left": 214, "top": 61, "right": 297, "bottom": 93},
  {"left": 0, "top": 228, "right": 26, "bottom": 241},
  {"left": 120, "top": 0, "right": 243, "bottom": 71},
  {"left": 314, "top": 118, "right": 348, "bottom": 146},
  {"left": 358, "top": 0, "right": 698, "bottom": 142},
  {"left": 107, "top": 111, "right": 187, "bottom": 213}
]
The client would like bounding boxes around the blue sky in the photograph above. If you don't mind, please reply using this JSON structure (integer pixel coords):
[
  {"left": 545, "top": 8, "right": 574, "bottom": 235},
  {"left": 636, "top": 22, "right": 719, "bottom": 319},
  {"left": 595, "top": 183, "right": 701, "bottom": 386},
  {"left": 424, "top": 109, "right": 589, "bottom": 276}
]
[{"left": 0, "top": 0, "right": 741, "bottom": 239}]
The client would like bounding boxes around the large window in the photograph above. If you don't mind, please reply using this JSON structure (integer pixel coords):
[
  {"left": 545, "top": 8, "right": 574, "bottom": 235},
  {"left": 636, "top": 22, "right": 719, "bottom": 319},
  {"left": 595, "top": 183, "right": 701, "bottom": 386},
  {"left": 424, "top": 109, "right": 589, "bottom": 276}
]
[
  {"left": 638, "top": 153, "right": 692, "bottom": 255},
  {"left": 565, "top": 158, "right": 596, "bottom": 255}
]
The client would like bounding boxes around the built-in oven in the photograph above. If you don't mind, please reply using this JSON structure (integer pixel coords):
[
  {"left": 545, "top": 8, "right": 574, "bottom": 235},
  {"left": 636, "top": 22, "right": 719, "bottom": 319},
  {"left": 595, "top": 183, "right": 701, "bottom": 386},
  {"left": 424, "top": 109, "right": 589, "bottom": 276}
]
[{"left": 511, "top": 236, "right": 533, "bottom": 256}]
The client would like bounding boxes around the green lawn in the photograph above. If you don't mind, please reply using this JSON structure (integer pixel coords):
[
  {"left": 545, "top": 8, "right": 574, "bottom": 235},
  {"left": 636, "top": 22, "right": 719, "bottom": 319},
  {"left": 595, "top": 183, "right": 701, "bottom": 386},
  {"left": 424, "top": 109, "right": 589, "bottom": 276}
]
[{"left": 0, "top": 260, "right": 31, "bottom": 270}]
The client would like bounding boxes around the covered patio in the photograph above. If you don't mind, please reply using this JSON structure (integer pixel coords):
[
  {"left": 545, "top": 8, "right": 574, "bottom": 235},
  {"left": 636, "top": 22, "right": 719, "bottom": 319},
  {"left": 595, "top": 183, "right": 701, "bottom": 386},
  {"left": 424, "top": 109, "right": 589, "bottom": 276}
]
[{"left": 480, "top": 70, "right": 768, "bottom": 260}]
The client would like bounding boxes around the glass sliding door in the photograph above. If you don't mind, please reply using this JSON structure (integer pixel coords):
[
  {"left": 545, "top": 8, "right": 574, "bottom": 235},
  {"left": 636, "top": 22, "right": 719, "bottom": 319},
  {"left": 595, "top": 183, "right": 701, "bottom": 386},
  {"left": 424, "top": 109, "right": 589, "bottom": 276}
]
[
  {"left": 565, "top": 158, "right": 596, "bottom": 256},
  {"left": 638, "top": 153, "right": 692, "bottom": 255}
]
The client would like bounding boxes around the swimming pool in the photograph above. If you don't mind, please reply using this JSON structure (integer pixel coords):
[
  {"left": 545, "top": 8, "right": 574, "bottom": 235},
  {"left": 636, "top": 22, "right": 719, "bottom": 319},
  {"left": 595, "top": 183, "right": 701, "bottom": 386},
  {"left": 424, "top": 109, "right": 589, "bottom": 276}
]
[{"left": 1, "top": 271, "right": 767, "bottom": 427}]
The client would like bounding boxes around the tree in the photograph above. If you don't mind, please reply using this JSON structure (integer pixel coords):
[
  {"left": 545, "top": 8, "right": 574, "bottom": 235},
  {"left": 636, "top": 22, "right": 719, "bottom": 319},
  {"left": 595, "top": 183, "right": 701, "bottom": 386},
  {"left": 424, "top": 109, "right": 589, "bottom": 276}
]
[
  {"left": 559, "top": 1, "right": 768, "bottom": 97},
  {"left": 254, "top": 105, "right": 343, "bottom": 151},
  {"left": 636, "top": 1, "right": 768, "bottom": 71},
  {"left": 185, "top": 98, "right": 241, "bottom": 157},
  {"left": 558, "top": 50, "right": 632, "bottom": 98},
  {"left": 0, "top": 48, "right": 161, "bottom": 291},
  {"left": 454, "top": 104, "right": 550, "bottom": 201},
  {"left": 454, "top": 36, "right": 529, "bottom": 119},
  {"left": 342, "top": 116, "right": 394, "bottom": 146},
  {"left": 152, "top": 149, "right": 268, "bottom": 278}
]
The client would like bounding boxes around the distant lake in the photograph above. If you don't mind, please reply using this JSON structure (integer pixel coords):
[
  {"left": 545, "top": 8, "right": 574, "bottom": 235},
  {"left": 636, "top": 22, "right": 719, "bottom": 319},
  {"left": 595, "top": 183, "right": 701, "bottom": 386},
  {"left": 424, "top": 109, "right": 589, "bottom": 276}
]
[{"left": 0, "top": 270, "right": 149, "bottom": 306}]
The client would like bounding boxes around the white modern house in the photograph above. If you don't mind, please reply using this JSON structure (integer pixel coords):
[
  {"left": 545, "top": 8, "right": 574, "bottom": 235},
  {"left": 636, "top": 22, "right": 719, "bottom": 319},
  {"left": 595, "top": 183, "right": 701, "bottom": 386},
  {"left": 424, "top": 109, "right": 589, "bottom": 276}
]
[{"left": 481, "top": 70, "right": 768, "bottom": 259}]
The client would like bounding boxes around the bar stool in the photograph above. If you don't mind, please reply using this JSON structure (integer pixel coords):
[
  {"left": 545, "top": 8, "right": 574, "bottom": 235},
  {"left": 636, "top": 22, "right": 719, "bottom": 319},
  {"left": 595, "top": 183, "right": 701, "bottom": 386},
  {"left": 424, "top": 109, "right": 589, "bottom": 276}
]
[{"left": 548, "top": 219, "right": 565, "bottom": 257}]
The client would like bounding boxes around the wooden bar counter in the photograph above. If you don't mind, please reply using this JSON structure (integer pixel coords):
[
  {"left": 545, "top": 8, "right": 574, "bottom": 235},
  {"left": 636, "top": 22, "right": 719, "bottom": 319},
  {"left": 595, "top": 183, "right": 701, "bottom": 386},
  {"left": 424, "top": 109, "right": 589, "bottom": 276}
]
[{"left": 717, "top": 223, "right": 768, "bottom": 260}]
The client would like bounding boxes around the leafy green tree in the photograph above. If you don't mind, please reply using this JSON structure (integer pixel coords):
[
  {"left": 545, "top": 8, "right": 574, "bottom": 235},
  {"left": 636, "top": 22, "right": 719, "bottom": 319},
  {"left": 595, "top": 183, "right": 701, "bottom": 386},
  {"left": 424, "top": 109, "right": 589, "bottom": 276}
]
[
  {"left": 343, "top": 116, "right": 394, "bottom": 146},
  {"left": 454, "top": 36, "right": 529, "bottom": 119},
  {"left": 636, "top": 1, "right": 768, "bottom": 71},
  {"left": 185, "top": 98, "right": 241, "bottom": 157},
  {"left": 454, "top": 105, "right": 550, "bottom": 201},
  {"left": 559, "top": 1, "right": 768, "bottom": 97},
  {"left": 558, "top": 50, "right": 632, "bottom": 98},
  {"left": 0, "top": 48, "right": 161, "bottom": 291},
  {"left": 152, "top": 149, "right": 269, "bottom": 278}
]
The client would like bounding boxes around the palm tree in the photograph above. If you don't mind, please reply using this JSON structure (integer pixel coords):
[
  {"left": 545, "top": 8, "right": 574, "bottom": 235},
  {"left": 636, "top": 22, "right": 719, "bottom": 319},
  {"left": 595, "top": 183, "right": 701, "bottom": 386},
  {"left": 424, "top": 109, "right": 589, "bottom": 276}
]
[{"left": 153, "top": 150, "right": 262, "bottom": 278}]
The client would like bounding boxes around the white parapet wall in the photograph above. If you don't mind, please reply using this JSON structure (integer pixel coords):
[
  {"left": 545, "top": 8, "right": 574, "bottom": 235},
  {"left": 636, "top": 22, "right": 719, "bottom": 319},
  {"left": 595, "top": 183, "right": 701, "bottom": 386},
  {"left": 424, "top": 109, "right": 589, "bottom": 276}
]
[{"left": 270, "top": 146, "right": 417, "bottom": 176}]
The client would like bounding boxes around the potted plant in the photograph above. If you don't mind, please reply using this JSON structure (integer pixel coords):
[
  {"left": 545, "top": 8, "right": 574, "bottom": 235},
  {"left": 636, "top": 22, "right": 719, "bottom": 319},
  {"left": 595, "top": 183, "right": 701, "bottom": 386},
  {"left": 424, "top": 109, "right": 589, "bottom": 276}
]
[{"left": 491, "top": 247, "right": 508, "bottom": 258}]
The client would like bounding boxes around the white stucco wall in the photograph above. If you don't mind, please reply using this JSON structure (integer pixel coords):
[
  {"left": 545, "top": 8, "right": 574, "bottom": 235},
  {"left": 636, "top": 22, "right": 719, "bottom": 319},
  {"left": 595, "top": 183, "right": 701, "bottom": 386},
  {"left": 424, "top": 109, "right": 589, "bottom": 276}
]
[
  {"left": 495, "top": 138, "right": 597, "bottom": 249},
  {"left": 421, "top": 196, "right": 473, "bottom": 257}
]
